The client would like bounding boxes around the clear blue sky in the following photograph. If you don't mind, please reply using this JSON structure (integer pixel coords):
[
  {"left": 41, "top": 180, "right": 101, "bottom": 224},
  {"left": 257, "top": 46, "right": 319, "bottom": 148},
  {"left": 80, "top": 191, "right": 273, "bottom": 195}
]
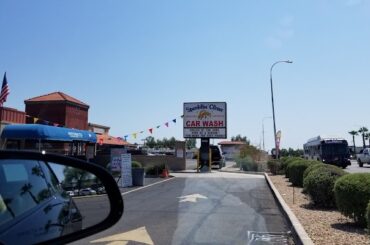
[{"left": 1, "top": 1, "right": 370, "bottom": 150}]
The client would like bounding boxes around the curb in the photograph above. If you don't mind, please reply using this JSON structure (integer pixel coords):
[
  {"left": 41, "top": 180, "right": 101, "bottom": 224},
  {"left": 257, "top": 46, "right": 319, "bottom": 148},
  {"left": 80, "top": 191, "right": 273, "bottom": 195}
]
[
  {"left": 219, "top": 169, "right": 265, "bottom": 176},
  {"left": 264, "top": 173, "right": 314, "bottom": 245}
]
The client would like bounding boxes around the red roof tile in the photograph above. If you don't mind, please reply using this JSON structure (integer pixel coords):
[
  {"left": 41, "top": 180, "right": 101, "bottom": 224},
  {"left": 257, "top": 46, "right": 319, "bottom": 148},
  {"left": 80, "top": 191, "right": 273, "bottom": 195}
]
[
  {"left": 97, "top": 134, "right": 131, "bottom": 146},
  {"left": 25, "top": 92, "right": 89, "bottom": 107}
]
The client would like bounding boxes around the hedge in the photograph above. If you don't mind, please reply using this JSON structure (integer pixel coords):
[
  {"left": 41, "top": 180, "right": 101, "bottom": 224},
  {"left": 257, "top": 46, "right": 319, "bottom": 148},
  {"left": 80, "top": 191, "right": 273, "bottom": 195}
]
[
  {"left": 285, "top": 158, "right": 304, "bottom": 178},
  {"left": 303, "top": 165, "right": 347, "bottom": 208},
  {"left": 267, "top": 159, "right": 282, "bottom": 175},
  {"left": 283, "top": 157, "right": 302, "bottom": 177},
  {"left": 288, "top": 160, "right": 312, "bottom": 187},
  {"left": 334, "top": 173, "right": 370, "bottom": 227},
  {"left": 236, "top": 156, "right": 259, "bottom": 172},
  {"left": 132, "top": 161, "right": 143, "bottom": 168},
  {"left": 303, "top": 162, "right": 338, "bottom": 180}
]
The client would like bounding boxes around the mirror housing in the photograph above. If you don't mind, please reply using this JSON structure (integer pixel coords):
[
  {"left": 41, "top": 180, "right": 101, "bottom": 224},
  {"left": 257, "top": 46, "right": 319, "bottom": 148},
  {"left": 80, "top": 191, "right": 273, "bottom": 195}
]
[{"left": 0, "top": 150, "right": 123, "bottom": 245}]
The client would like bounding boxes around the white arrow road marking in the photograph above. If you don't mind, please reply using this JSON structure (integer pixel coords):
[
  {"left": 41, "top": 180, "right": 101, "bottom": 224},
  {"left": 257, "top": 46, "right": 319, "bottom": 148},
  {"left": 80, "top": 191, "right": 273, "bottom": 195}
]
[
  {"left": 178, "top": 193, "right": 208, "bottom": 203},
  {"left": 90, "top": 226, "right": 154, "bottom": 245}
]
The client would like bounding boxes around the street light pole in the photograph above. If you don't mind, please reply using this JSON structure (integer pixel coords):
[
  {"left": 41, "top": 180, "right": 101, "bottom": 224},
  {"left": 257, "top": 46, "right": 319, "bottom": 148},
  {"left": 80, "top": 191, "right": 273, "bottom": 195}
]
[
  {"left": 262, "top": 116, "right": 272, "bottom": 151},
  {"left": 270, "top": 60, "right": 292, "bottom": 159}
]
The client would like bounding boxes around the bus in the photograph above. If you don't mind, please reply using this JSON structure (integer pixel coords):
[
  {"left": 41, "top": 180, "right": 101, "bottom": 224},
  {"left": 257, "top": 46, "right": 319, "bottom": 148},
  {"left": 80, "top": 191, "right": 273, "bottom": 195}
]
[{"left": 303, "top": 136, "right": 351, "bottom": 168}]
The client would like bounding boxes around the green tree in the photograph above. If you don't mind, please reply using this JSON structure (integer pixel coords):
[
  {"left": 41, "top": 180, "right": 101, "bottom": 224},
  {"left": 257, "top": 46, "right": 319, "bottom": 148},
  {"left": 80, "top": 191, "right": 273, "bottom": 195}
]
[
  {"left": 239, "top": 144, "right": 261, "bottom": 162},
  {"left": 348, "top": 130, "right": 358, "bottom": 153},
  {"left": 186, "top": 139, "right": 196, "bottom": 149},
  {"left": 231, "top": 135, "right": 250, "bottom": 144},
  {"left": 358, "top": 127, "right": 368, "bottom": 149},
  {"left": 63, "top": 167, "right": 91, "bottom": 191},
  {"left": 145, "top": 136, "right": 156, "bottom": 148},
  {"left": 168, "top": 137, "right": 176, "bottom": 149}
]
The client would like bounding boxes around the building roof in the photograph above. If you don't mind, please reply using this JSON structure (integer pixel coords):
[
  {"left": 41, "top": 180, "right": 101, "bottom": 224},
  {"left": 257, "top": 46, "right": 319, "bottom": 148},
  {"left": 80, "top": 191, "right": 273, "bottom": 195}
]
[
  {"left": 97, "top": 134, "right": 131, "bottom": 146},
  {"left": 25, "top": 92, "right": 89, "bottom": 108},
  {"left": 218, "top": 141, "right": 247, "bottom": 146}
]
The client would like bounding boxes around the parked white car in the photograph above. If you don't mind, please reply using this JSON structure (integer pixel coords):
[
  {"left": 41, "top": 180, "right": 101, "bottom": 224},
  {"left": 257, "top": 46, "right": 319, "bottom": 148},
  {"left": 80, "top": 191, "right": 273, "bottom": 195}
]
[
  {"left": 79, "top": 188, "right": 97, "bottom": 196},
  {"left": 357, "top": 148, "right": 370, "bottom": 167}
]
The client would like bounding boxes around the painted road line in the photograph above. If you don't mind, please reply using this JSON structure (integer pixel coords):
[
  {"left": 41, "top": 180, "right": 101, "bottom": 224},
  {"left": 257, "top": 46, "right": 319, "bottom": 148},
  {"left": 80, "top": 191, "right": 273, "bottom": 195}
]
[
  {"left": 90, "top": 226, "right": 154, "bottom": 245},
  {"left": 122, "top": 177, "right": 175, "bottom": 196}
]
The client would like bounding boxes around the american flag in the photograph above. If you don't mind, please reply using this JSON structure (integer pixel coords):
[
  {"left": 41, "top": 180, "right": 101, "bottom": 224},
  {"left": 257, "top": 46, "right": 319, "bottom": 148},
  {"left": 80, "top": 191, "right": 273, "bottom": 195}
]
[{"left": 0, "top": 72, "right": 10, "bottom": 107}]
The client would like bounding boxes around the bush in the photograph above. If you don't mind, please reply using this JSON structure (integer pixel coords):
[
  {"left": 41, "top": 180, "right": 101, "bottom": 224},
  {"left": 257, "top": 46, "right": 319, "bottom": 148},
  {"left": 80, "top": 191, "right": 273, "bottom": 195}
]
[
  {"left": 236, "top": 156, "right": 259, "bottom": 171},
  {"left": 145, "top": 164, "right": 166, "bottom": 175},
  {"left": 303, "top": 165, "right": 347, "bottom": 208},
  {"left": 334, "top": 173, "right": 370, "bottom": 227},
  {"left": 288, "top": 160, "right": 312, "bottom": 187},
  {"left": 284, "top": 157, "right": 304, "bottom": 178},
  {"left": 302, "top": 162, "right": 345, "bottom": 186},
  {"left": 132, "top": 161, "right": 143, "bottom": 168},
  {"left": 303, "top": 162, "right": 325, "bottom": 180},
  {"left": 267, "top": 159, "right": 282, "bottom": 175},
  {"left": 367, "top": 201, "right": 370, "bottom": 233}
]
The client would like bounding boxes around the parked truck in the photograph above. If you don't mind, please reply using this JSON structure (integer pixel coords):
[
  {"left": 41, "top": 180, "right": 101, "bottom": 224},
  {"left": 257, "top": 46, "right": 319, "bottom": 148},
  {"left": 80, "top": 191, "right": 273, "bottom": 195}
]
[{"left": 356, "top": 148, "right": 370, "bottom": 167}]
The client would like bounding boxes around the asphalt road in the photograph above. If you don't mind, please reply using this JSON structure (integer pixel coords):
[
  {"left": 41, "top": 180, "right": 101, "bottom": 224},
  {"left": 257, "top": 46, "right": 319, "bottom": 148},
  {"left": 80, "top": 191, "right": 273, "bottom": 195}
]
[
  {"left": 73, "top": 195, "right": 110, "bottom": 229},
  {"left": 186, "top": 159, "right": 235, "bottom": 170},
  {"left": 72, "top": 171, "right": 292, "bottom": 245},
  {"left": 346, "top": 160, "right": 370, "bottom": 173}
]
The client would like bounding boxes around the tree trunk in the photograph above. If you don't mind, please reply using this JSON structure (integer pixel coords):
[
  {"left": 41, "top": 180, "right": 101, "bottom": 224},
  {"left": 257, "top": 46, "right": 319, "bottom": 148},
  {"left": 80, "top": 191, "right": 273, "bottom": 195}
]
[
  {"left": 362, "top": 134, "right": 366, "bottom": 149},
  {"left": 353, "top": 135, "right": 356, "bottom": 154}
]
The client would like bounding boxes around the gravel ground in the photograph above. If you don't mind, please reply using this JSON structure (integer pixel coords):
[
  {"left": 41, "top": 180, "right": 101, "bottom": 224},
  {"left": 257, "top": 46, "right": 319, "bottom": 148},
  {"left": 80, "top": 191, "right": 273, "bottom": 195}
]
[{"left": 269, "top": 175, "right": 369, "bottom": 245}]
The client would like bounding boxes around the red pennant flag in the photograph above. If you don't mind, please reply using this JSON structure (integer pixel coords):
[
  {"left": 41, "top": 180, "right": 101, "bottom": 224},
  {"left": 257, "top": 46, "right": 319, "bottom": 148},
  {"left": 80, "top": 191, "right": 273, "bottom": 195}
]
[
  {"left": 165, "top": 122, "right": 169, "bottom": 127},
  {"left": 149, "top": 128, "right": 153, "bottom": 134}
]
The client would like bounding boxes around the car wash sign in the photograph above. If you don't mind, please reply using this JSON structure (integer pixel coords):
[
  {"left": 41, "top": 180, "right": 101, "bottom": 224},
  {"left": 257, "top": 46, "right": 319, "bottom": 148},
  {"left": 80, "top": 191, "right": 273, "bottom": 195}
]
[{"left": 183, "top": 102, "right": 227, "bottom": 138}]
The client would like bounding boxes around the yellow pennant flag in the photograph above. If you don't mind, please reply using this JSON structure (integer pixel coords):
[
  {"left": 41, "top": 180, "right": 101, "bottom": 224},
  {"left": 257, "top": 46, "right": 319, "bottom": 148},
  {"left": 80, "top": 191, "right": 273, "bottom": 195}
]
[
  {"left": 33, "top": 117, "right": 38, "bottom": 123},
  {"left": 132, "top": 133, "right": 137, "bottom": 139}
]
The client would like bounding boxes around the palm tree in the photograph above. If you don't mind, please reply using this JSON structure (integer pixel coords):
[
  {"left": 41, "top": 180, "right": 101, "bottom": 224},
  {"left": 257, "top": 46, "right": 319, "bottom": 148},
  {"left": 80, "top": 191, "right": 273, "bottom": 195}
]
[
  {"left": 20, "top": 183, "right": 39, "bottom": 204},
  {"left": 358, "top": 127, "right": 368, "bottom": 149},
  {"left": 348, "top": 130, "right": 358, "bottom": 154}
]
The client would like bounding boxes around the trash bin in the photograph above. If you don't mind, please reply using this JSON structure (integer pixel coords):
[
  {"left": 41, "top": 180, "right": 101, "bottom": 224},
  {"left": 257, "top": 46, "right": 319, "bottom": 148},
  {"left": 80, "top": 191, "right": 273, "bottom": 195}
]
[{"left": 132, "top": 168, "right": 145, "bottom": 186}]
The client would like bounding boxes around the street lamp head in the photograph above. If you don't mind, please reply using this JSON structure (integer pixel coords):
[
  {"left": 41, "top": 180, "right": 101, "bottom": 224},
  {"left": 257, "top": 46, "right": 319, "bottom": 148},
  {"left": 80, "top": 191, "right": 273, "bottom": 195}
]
[{"left": 285, "top": 60, "right": 293, "bottom": 63}]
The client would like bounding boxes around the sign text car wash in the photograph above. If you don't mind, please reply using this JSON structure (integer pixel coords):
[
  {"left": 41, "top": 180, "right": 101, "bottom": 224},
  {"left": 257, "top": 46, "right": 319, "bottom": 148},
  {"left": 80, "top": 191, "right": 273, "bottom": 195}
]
[
  {"left": 183, "top": 102, "right": 227, "bottom": 138},
  {"left": 183, "top": 102, "right": 227, "bottom": 172}
]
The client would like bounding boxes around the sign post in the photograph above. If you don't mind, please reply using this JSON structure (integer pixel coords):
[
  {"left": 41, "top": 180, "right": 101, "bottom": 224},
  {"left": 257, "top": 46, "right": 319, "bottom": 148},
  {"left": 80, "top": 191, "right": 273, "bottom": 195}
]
[{"left": 183, "top": 102, "right": 227, "bottom": 172}]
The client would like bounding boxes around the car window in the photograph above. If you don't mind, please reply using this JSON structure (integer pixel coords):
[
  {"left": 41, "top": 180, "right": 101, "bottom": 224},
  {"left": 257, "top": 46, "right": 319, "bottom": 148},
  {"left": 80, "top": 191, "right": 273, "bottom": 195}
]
[{"left": 0, "top": 160, "right": 52, "bottom": 226}]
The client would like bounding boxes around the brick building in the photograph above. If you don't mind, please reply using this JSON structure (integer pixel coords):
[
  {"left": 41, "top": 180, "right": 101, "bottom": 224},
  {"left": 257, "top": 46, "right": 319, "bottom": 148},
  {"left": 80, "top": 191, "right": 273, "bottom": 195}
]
[
  {"left": 0, "top": 107, "right": 26, "bottom": 133},
  {"left": 25, "top": 92, "right": 89, "bottom": 130}
]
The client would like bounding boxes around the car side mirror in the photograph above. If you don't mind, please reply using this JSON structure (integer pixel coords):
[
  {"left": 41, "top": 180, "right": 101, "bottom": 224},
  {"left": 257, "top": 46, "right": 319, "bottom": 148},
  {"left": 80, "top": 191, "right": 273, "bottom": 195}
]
[{"left": 0, "top": 150, "right": 123, "bottom": 244}]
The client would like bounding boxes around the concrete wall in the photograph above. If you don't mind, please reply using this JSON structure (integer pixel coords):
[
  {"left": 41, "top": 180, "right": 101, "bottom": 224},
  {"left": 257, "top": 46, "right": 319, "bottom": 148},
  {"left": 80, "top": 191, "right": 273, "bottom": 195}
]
[
  {"left": 93, "top": 154, "right": 186, "bottom": 171},
  {"left": 132, "top": 155, "right": 186, "bottom": 171}
]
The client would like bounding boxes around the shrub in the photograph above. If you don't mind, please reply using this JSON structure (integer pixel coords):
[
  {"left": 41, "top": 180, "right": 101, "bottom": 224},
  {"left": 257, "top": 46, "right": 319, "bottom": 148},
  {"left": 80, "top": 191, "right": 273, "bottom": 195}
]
[
  {"left": 303, "top": 163, "right": 345, "bottom": 187},
  {"left": 334, "top": 173, "right": 370, "bottom": 227},
  {"left": 367, "top": 201, "right": 370, "bottom": 233},
  {"left": 267, "top": 159, "right": 281, "bottom": 175},
  {"left": 145, "top": 164, "right": 166, "bottom": 175},
  {"left": 284, "top": 157, "right": 303, "bottom": 178},
  {"left": 303, "top": 165, "right": 347, "bottom": 208},
  {"left": 280, "top": 156, "right": 300, "bottom": 170},
  {"left": 236, "top": 156, "right": 258, "bottom": 172},
  {"left": 303, "top": 162, "right": 325, "bottom": 180},
  {"left": 132, "top": 161, "right": 143, "bottom": 168},
  {"left": 288, "top": 160, "right": 312, "bottom": 187}
]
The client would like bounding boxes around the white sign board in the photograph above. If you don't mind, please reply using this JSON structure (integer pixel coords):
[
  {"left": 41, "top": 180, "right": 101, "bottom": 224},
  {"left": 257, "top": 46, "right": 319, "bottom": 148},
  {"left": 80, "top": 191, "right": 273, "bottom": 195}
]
[
  {"left": 120, "top": 153, "right": 132, "bottom": 187},
  {"left": 183, "top": 102, "right": 227, "bottom": 138}
]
